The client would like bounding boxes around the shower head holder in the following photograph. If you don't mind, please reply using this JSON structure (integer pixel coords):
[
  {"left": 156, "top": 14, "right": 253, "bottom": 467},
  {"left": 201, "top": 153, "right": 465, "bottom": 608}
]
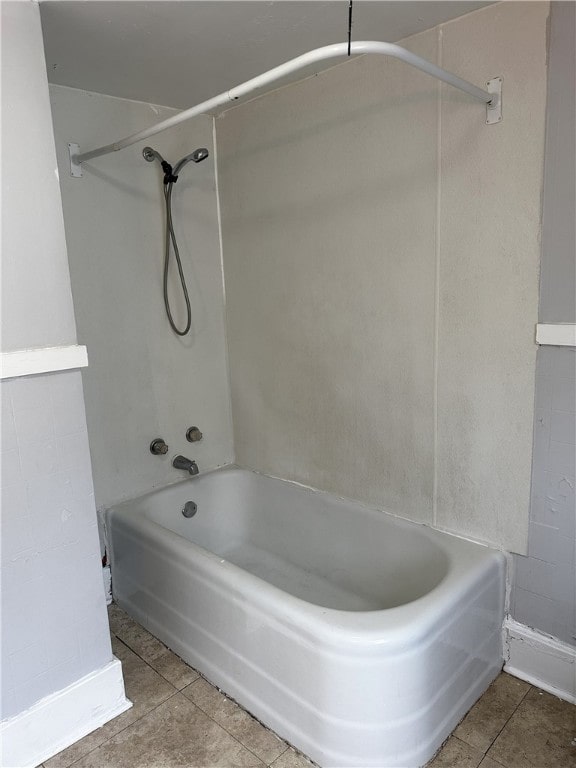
[{"left": 160, "top": 160, "right": 178, "bottom": 184}]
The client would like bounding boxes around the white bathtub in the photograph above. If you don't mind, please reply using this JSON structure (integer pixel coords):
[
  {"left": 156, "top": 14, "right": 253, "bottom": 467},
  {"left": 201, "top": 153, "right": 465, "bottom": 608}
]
[{"left": 107, "top": 467, "right": 505, "bottom": 768}]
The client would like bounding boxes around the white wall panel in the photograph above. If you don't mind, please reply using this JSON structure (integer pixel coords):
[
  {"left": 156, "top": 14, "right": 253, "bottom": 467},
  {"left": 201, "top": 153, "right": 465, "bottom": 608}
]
[
  {"left": 436, "top": 1, "right": 548, "bottom": 552},
  {"left": 217, "top": 2, "right": 548, "bottom": 552},
  {"left": 218, "top": 29, "right": 439, "bottom": 523},
  {"left": 49, "top": 87, "right": 234, "bottom": 509}
]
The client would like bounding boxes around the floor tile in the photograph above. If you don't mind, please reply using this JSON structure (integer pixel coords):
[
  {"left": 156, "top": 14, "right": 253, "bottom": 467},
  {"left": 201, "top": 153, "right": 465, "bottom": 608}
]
[
  {"left": 70, "top": 692, "right": 265, "bottom": 768},
  {"left": 487, "top": 687, "right": 576, "bottom": 768},
  {"left": 147, "top": 646, "right": 199, "bottom": 689},
  {"left": 182, "top": 676, "right": 287, "bottom": 764},
  {"left": 108, "top": 603, "right": 199, "bottom": 689},
  {"left": 269, "top": 747, "right": 315, "bottom": 768},
  {"left": 107, "top": 602, "right": 136, "bottom": 637},
  {"left": 45, "top": 640, "right": 176, "bottom": 768},
  {"left": 50, "top": 608, "right": 572, "bottom": 768},
  {"left": 453, "top": 673, "right": 531, "bottom": 752},
  {"left": 111, "top": 610, "right": 169, "bottom": 662},
  {"left": 427, "top": 736, "right": 485, "bottom": 767}
]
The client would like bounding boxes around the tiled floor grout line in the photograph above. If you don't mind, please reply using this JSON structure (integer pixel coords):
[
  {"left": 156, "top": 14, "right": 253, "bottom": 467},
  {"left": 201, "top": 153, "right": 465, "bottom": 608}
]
[
  {"left": 63, "top": 688, "right": 182, "bottom": 768},
  {"left": 112, "top": 632, "right": 194, "bottom": 689},
  {"left": 110, "top": 611, "right": 316, "bottom": 768},
  {"left": 113, "top": 631, "right": 290, "bottom": 768},
  {"left": 180, "top": 672, "right": 292, "bottom": 766},
  {"left": 476, "top": 682, "right": 534, "bottom": 765},
  {"left": 482, "top": 754, "right": 508, "bottom": 767},
  {"left": 426, "top": 675, "right": 538, "bottom": 767}
]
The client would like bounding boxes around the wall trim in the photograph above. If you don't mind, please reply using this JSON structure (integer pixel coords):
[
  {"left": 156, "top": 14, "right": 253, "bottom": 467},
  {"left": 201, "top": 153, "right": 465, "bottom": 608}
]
[
  {"left": 503, "top": 617, "right": 576, "bottom": 704},
  {"left": 0, "top": 658, "right": 131, "bottom": 768},
  {"left": 536, "top": 323, "right": 576, "bottom": 347},
  {"left": 0, "top": 345, "right": 88, "bottom": 380}
]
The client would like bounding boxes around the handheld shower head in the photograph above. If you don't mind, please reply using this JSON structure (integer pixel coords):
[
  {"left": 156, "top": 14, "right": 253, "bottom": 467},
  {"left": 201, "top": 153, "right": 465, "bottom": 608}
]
[
  {"left": 172, "top": 148, "right": 210, "bottom": 175},
  {"left": 191, "top": 147, "right": 209, "bottom": 163},
  {"left": 145, "top": 146, "right": 209, "bottom": 180}
]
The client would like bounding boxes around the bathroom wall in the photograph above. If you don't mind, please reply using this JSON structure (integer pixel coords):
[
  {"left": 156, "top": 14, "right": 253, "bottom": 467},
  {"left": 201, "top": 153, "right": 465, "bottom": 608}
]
[
  {"left": 49, "top": 86, "right": 234, "bottom": 510},
  {"left": 511, "top": 348, "right": 575, "bottom": 645},
  {"left": 217, "top": 1, "right": 548, "bottom": 554},
  {"left": 1, "top": 2, "right": 125, "bottom": 759},
  {"left": 510, "top": 1, "right": 576, "bottom": 647},
  {"left": 1, "top": 4, "right": 76, "bottom": 351},
  {"left": 1, "top": 373, "right": 112, "bottom": 717},
  {"left": 537, "top": 2, "right": 576, "bottom": 327}
]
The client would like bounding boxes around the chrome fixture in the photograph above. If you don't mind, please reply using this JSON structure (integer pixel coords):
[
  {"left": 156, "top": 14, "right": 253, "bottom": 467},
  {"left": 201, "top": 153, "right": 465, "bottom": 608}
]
[
  {"left": 143, "top": 145, "right": 209, "bottom": 337},
  {"left": 150, "top": 438, "right": 169, "bottom": 455},
  {"left": 142, "top": 146, "right": 164, "bottom": 164},
  {"left": 182, "top": 501, "right": 198, "bottom": 518},
  {"left": 142, "top": 146, "right": 209, "bottom": 181},
  {"left": 173, "top": 455, "right": 199, "bottom": 475},
  {"left": 186, "top": 426, "right": 203, "bottom": 443}
]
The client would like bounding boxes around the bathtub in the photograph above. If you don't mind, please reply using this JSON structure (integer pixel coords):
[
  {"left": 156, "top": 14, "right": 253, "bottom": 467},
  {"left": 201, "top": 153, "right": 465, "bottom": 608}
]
[{"left": 107, "top": 467, "right": 505, "bottom": 768}]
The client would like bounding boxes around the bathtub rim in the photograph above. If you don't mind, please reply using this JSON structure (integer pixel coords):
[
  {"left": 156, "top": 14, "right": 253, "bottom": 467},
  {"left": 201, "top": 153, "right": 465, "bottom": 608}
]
[
  {"left": 106, "top": 465, "right": 506, "bottom": 650},
  {"left": 109, "top": 462, "right": 502, "bottom": 556}
]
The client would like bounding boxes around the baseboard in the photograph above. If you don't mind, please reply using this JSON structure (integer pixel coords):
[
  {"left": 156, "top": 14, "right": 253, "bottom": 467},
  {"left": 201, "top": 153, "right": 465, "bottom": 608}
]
[
  {"left": 0, "top": 658, "right": 132, "bottom": 768},
  {"left": 504, "top": 617, "right": 576, "bottom": 704}
]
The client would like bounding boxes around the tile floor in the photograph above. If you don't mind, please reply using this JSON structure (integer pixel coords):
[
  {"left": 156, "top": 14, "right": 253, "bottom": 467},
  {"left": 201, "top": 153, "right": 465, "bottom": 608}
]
[{"left": 43, "top": 604, "right": 575, "bottom": 768}]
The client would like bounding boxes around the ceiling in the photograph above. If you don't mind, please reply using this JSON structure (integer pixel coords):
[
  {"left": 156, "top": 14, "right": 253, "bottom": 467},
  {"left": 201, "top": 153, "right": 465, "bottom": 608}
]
[{"left": 40, "top": 1, "right": 492, "bottom": 109}]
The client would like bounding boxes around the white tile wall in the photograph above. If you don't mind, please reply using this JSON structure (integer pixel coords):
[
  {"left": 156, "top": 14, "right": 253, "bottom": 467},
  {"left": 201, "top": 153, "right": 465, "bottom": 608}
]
[
  {"left": 512, "top": 346, "right": 576, "bottom": 646},
  {"left": 1, "top": 371, "right": 112, "bottom": 720}
]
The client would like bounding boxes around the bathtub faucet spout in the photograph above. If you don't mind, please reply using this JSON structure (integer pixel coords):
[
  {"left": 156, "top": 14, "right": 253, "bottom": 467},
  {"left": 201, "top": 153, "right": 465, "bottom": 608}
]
[{"left": 172, "top": 455, "right": 199, "bottom": 476}]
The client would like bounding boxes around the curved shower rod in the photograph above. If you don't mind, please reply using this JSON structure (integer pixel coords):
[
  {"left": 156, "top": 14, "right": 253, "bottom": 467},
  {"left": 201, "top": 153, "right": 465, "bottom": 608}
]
[{"left": 69, "top": 40, "right": 502, "bottom": 176}]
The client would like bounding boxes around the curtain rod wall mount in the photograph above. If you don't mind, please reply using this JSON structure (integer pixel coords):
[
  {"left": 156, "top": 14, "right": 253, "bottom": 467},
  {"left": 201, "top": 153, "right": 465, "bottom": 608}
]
[{"left": 68, "top": 41, "right": 503, "bottom": 178}]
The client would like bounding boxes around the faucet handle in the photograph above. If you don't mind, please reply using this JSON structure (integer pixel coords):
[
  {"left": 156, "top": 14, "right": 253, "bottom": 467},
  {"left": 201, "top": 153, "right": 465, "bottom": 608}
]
[
  {"left": 150, "top": 438, "right": 169, "bottom": 455},
  {"left": 186, "top": 426, "right": 203, "bottom": 443}
]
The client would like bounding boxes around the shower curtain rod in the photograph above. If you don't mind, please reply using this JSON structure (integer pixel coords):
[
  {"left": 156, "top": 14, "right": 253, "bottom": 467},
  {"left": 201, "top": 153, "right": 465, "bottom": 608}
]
[{"left": 69, "top": 40, "right": 502, "bottom": 176}]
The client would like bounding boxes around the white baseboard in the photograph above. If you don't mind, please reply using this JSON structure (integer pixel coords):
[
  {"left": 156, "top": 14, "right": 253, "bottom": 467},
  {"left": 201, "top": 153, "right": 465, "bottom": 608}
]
[
  {"left": 504, "top": 617, "right": 576, "bottom": 704},
  {"left": 0, "top": 658, "right": 132, "bottom": 768}
]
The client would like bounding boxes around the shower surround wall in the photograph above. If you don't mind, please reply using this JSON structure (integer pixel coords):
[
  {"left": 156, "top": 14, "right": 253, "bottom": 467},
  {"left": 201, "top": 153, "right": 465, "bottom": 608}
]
[
  {"left": 49, "top": 87, "right": 233, "bottom": 511},
  {"left": 217, "top": 1, "right": 549, "bottom": 555}
]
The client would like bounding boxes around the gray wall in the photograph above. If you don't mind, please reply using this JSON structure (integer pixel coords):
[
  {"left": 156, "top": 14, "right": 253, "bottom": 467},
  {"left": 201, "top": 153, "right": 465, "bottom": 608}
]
[
  {"left": 538, "top": 0, "right": 576, "bottom": 325},
  {"left": 511, "top": 1, "right": 576, "bottom": 647},
  {"left": 1, "top": 1, "right": 113, "bottom": 721},
  {"left": 1, "top": 2, "right": 77, "bottom": 351},
  {"left": 1, "top": 371, "right": 112, "bottom": 718}
]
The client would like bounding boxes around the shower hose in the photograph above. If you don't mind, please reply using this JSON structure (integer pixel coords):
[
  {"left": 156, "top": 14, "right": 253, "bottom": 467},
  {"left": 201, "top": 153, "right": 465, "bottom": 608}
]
[{"left": 163, "top": 179, "right": 191, "bottom": 336}]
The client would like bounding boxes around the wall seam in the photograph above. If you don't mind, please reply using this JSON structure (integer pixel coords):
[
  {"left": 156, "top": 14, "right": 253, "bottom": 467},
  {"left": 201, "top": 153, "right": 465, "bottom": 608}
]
[
  {"left": 432, "top": 25, "right": 443, "bottom": 528},
  {"left": 212, "top": 115, "right": 236, "bottom": 464}
]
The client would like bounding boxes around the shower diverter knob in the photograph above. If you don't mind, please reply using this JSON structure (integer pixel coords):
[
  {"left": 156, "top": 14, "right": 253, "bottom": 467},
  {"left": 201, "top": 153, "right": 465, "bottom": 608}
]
[{"left": 186, "top": 426, "right": 203, "bottom": 443}]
